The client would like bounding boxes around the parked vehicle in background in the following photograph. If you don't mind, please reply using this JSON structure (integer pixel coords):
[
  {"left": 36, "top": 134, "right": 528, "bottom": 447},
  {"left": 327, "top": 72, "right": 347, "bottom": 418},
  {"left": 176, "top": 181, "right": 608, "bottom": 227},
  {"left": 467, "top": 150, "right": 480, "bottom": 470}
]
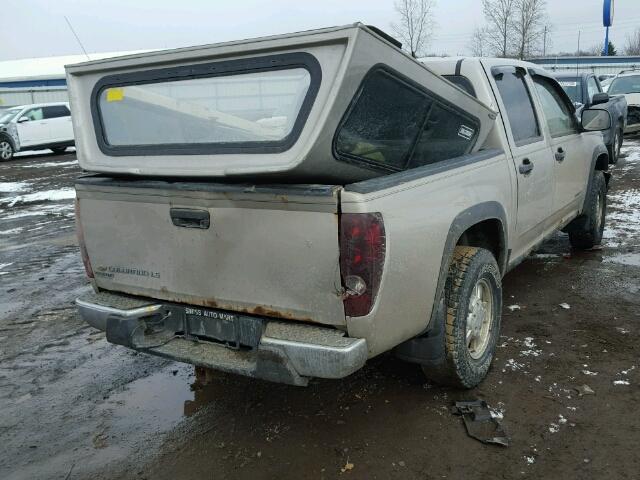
[
  {"left": 70, "top": 24, "right": 613, "bottom": 389},
  {"left": 601, "top": 76, "right": 616, "bottom": 92},
  {"left": 0, "top": 102, "right": 74, "bottom": 161},
  {"left": 607, "top": 71, "right": 640, "bottom": 134},
  {"left": 554, "top": 73, "right": 627, "bottom": 163},
  {"left": 598, "top": 74, "right": 616, "bottom": 85}
]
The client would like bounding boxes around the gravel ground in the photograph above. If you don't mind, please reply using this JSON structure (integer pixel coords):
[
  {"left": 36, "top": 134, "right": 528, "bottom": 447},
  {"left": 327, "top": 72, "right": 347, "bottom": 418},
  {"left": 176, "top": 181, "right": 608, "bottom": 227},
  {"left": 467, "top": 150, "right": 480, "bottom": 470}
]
[{"left": 0, "top": 142, "right": 638, "bottom": 480}]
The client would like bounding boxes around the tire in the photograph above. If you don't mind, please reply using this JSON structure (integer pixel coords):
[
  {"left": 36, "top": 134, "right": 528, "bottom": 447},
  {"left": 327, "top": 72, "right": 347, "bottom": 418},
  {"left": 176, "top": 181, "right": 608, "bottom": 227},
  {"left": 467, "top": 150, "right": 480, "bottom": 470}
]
[
  {"left": 421, "top": 246, "right": 502, "bottom": 389},
  {"left": 0, "top": 139, "right": 14, "bottom": 161},
  {"left": 569, "top": 171, "right": 607, "bottom": 250},
  {"left": 50, "top": 147, "right": 68, "bottom": 155},
  {"left": 609, "top": 128, "right": 622, "bottom": 165}
]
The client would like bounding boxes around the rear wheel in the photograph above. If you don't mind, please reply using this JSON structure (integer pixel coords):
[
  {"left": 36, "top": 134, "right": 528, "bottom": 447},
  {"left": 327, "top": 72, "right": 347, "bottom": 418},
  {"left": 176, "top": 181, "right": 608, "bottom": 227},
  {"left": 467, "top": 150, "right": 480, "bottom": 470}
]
[
  {"left": 609, "top": 128, "right": 622, "bottom": 164},
  {"left": 0, "top": 139, "right": 14, "bottom": 161},
  {"left": 50, "top": 146, "right": 68, "bottom": 155},
  {"left": 421, "top": 246, "right": 502, "bottom": 389},
  {"left": 569, "top": 171, "right": 607, "bottom": 249}
]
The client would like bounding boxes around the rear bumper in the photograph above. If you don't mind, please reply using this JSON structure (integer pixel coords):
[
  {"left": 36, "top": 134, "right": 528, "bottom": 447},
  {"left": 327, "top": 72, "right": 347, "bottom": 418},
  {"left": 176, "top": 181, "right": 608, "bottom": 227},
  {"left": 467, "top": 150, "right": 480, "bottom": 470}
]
[{"left": 77, "top": 291, "right": 367, "bottom": 386}]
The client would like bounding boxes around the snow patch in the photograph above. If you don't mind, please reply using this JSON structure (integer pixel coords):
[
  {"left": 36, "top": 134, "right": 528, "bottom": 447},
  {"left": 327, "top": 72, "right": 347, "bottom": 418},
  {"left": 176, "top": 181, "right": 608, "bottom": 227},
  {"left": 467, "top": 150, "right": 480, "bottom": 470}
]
[
  {"left": 603, "top": 188, "right": 640, "bottom": 247},
  {"left": 520, "top": 336, "right": 542, "bottom": 357},
  {"left": 0, "top": 227, "right": 23, "bottom": 235},
  {"left": 613, "top": 380, "right": 630, "bottom": 386},
  {"left": 1, "top": 203, "right": 74, "bottom": 220},
  {"left": 505, "top": 359, "right": 525, "bottom": 371},
  {"left": 0, "top": 188, "right": 75, "bottom": 206},
  {"left": 20, "top": 160, "right": 78, "bottom": 168},
  {"left": 0, "top": 181, "right": 30, "bottom": 193}
]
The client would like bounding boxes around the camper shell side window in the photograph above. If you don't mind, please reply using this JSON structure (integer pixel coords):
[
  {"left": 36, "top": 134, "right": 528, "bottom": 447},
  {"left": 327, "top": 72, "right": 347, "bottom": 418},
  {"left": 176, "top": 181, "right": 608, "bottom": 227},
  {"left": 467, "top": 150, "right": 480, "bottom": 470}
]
[
  {"left": 90, "top": 52, "right": 322, "bottom": 157},
  {"left": 333, "top": 65, "right": 481, "bottom": 173}
]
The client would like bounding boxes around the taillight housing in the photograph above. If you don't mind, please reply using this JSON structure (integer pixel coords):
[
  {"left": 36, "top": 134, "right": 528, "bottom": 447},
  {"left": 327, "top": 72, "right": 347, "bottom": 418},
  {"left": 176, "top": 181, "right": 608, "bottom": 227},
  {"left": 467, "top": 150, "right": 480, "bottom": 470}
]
[
  {"left": 75, "top": 198, "right": 94, "bottom": 279},
  {"left": 339, "top": 213, "right": 386, "bottom": 317}
]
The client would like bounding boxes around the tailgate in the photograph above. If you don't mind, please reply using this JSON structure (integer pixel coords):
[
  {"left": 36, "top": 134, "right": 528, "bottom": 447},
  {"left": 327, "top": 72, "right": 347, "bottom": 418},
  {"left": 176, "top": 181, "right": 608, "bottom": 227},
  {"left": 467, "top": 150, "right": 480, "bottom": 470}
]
[{"left": 75, "top": 177, "right": 346, "bottom": 326}]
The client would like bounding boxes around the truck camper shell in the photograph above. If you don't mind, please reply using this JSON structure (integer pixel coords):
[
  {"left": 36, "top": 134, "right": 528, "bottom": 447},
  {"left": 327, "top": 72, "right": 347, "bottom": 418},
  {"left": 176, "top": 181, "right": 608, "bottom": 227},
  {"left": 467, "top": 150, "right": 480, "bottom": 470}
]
[{"left": 66, "top": 23, "right": 496, "bottom": 183}]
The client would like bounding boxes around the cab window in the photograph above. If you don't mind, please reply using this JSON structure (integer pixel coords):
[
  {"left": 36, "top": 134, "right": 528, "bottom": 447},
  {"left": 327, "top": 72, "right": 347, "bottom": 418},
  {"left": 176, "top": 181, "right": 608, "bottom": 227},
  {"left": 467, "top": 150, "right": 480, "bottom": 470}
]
[
  {"left": 492, "top": 67, "right": 541, "bottom": 146},
  {"left": 533, "top": 77, "right": 579, "bottom": 138},
  {"left": 23, "top": 108, "right": 44, "bottom": 122},
  {"left": 43, "top": 105, "right": 70, "bottom": 119},
  {"left": 586, "top": 77, "right": 600, "bottom": 104}
]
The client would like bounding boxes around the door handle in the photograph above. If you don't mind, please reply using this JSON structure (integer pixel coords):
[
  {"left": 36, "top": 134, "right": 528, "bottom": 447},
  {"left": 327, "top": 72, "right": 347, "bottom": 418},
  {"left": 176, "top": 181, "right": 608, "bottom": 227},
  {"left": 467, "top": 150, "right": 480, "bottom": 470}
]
[
  {"left": 170, "top": 208, "right": 210, "bottom": 229},
  {"left": 555, "top": 147, "right": 566, "bottom": 162},
  {"left": 519, "top": 158, "right": 534, "bottom": 175}
]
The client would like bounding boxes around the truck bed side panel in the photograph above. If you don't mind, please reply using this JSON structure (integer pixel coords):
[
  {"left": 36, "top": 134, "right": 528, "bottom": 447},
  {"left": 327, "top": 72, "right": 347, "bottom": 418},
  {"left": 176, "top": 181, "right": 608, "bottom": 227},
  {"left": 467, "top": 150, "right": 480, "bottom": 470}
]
[{"left": 341, "top": 149, "right": 511, "bottom": 356}]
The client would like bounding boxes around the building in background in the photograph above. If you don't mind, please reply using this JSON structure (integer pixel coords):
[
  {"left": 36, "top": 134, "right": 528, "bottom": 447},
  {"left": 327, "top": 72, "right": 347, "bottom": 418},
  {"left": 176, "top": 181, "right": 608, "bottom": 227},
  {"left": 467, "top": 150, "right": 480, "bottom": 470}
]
[
  {"left": 0, "top": 51, "right": 151, "bottom": 109},
  {"left": 529, "top": 55, "right": 640, "bottom": 76}
]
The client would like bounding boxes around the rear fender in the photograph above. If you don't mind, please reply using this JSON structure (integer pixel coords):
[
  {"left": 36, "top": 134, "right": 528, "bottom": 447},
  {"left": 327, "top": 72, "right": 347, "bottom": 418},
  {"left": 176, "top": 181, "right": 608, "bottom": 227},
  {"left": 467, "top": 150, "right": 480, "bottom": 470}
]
[{"left": 394, "top": 202, "right": 507, "bottom": 365}]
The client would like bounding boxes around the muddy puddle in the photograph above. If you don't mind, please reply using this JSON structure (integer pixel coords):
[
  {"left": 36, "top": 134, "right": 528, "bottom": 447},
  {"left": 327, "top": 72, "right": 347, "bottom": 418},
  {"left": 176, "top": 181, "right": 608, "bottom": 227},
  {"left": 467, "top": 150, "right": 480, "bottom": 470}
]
[{"left": 603, "top": 251, "right": 640, "bottom": 267}]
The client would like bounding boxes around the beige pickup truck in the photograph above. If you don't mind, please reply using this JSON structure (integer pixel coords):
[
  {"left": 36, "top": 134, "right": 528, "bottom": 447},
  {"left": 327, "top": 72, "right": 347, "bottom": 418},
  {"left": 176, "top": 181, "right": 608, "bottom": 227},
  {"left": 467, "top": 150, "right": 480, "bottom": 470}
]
[{"left": 70, "top": 24, "right": 612, "bottom": 388}]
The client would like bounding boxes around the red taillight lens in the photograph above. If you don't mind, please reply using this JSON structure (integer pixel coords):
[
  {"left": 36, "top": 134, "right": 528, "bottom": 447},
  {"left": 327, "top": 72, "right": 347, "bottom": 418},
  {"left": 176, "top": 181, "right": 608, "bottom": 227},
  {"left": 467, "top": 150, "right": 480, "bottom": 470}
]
[
  {"left": 75, "top": 198, "right": 94, "bottom": 279},
  {"left": 339, "top": 213, "right": 386, "bottom": 317}
]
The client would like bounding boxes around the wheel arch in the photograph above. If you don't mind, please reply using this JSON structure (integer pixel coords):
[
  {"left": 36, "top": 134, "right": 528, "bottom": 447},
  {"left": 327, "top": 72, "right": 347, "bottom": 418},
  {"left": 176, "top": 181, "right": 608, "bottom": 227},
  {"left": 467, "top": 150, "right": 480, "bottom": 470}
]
[
  {"left": 0, "top": 131, "right": 16, "bottom": 150},
  {"left": 427, "top": 201, "right": 508, "bottom": 332},
  {"left": 590, "top": 144, "right": 611, "bottom": 196}
]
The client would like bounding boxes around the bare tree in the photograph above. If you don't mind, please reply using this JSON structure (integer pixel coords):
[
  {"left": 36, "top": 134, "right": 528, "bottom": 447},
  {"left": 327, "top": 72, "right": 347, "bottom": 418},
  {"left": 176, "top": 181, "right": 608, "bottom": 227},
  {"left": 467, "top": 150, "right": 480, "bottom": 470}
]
[
  {"left": 481, "top": 0, "right": 516, "bottom": 57},
  {"left": 391, "top": 0, "right": 437, "bottom": 58},
  {"left": 512, "top": 0, "right": 548, "bottom": 59},
  {"left": 469, "top": 27, "right": 490, "bottom": 57},
  {"left": 625, "top": 28, "right": 640, "bottom": 55}
]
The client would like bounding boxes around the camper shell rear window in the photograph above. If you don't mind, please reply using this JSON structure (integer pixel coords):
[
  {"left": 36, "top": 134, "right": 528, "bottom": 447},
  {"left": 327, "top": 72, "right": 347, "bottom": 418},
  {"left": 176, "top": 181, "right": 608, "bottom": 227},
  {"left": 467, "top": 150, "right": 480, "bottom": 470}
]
[
  {"left": 334, "top": 66, "right": 481, "bottom": 173},
  {"left": 91, "top": 53, "right": 321, "bottom": 156}
]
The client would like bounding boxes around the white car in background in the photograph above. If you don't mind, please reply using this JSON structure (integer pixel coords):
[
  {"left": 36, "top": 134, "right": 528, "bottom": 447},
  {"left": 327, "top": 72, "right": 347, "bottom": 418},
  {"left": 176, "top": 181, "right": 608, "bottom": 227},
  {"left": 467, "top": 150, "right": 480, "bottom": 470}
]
[
  {"left": 607, "top": 71, "right": 640, "bottom": 134},
  {"left": 0, "top": 102, "right": 75, "bottom": 160}
]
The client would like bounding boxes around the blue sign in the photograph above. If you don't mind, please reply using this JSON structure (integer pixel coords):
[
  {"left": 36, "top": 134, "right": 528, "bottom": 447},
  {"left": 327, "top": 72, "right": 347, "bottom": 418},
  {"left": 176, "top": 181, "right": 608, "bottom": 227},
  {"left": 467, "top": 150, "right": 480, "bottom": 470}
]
[{"left": 603, "top": 0, "right": 614, "bottom": 27}]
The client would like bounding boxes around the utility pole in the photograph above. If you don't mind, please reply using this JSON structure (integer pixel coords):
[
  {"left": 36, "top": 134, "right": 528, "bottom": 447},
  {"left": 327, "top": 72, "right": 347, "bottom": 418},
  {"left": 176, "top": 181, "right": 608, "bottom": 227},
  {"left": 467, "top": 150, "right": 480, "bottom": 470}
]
[
  {"left": 576, "top": 30, "right": 581, "bottom": 77},
  {"left": 543, "top": 26, "right": 548, "bottom": 57}
]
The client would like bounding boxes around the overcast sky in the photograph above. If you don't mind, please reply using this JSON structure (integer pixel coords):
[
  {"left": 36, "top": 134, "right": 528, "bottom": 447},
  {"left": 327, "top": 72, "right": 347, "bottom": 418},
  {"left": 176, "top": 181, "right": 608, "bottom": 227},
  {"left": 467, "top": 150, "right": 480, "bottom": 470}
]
[{"left": 1, "top": 0, "right": 639, "bottom": 61}]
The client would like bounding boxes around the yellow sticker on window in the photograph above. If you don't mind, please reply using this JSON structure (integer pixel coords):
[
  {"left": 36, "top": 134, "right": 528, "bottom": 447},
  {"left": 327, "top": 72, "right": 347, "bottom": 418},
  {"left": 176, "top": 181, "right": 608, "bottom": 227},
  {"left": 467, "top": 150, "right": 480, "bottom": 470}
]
[{"left": 106, "top": 88, "right": 124, "bottom": 102}]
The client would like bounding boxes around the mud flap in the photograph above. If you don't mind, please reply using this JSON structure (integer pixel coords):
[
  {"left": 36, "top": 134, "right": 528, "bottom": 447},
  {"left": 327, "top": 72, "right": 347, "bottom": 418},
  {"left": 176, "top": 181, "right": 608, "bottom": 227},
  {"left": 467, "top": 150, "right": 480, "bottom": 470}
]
[{"left": 393, "top": 298, "right": 446, "bottom": 366}]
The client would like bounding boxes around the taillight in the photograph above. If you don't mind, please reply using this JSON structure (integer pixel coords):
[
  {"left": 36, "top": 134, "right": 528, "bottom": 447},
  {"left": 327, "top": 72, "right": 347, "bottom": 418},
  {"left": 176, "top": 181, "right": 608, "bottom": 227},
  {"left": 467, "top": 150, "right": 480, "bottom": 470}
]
[
  {"left": 75, "top": 198, "right": 94, "bottom": 279},
  {"left": 339, "top": 213, "right": 386, "bottom": 317}
]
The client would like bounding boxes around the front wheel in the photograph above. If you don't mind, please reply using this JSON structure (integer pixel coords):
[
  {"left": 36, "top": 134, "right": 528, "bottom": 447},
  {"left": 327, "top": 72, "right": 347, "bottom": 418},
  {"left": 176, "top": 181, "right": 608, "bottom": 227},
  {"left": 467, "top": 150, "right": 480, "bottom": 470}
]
[
  {"left": 0, "top": 139, "right": 14, "bottom": 161},
  {"left": 569, "top": 171, "right": 607, "bottom": 249},
  {"left": 421, "top": 246, "right": 502, "bottom": 389}
]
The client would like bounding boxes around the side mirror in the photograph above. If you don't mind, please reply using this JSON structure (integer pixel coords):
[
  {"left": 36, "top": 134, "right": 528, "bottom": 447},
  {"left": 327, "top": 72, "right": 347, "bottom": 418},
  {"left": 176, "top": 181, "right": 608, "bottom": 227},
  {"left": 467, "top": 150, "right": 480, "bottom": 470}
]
[
  {"left": 17, "top": 116, "right": 29, "bottom": 123},
  {"left": 581, "top": 108, "right": 611, "bottom": 131},
  {"left": 591, "top": 92, "right": 609, "bottom": 106}
]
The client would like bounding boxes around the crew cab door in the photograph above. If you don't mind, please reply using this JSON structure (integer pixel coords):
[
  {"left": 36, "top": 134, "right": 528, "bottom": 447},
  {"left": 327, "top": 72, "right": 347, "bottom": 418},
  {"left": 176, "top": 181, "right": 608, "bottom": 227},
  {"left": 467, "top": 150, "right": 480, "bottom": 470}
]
[
  {"left": 530, "top": 74, "right": 590, "bottom": 218},
  {"left": 42, "top": 105, "right": 73, "bottom": 142},
  {"left": 490, "top": 66, "right": 554, "bottom": 244},
  {"left": 15, "top": 107, "right": 49, "bottom": 147}
]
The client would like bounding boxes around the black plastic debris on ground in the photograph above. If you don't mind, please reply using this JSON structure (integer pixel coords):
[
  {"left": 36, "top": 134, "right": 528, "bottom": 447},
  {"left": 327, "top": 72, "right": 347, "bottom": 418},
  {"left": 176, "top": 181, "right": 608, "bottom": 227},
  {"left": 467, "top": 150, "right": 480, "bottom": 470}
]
[{"left": 451, "top": 400, "right": 509, "bottom": 447}]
